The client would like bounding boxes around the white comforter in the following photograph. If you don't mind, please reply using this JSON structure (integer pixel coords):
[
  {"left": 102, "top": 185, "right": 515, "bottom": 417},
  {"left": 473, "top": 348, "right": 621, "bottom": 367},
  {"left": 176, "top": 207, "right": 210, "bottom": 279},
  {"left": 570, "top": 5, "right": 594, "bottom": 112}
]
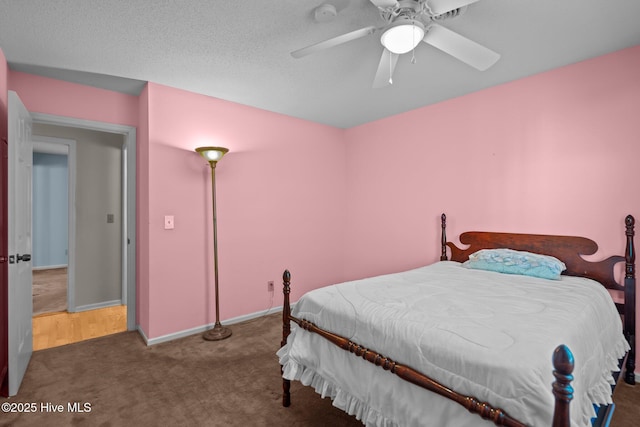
[{"left": 278, "top": 261, "right": 629, "bottom": 427}]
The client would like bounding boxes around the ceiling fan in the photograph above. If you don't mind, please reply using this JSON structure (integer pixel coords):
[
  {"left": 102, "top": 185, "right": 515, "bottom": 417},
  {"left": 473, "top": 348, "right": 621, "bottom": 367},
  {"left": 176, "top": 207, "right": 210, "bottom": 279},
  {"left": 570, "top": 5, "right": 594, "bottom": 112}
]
[{"left": 291, "top": 0, "right": 500, "bottom": 88}]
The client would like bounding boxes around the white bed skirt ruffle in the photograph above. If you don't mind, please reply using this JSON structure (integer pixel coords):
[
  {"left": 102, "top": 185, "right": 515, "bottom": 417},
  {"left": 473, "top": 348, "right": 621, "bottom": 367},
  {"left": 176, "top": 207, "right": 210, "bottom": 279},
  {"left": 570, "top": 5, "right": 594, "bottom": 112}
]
[{"left": 278, "top": 344, "right": 396, "bottom": 427}]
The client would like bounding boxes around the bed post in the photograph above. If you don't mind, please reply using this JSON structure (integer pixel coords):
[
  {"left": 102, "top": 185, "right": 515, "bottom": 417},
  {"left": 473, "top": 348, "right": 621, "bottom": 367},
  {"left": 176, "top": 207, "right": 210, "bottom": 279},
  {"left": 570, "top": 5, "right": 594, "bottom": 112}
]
[
  {"left": 281, "top": 269, "right": 292, "bottom": 406},
  {"left": 441, "top": 213, "right": 448, "bottom": 261},
  {"left": 624, "top": 215, "right": 636, "bottom": 384},
  {"left": 551, "top": 345, "right": 574, "bottom": 427}
]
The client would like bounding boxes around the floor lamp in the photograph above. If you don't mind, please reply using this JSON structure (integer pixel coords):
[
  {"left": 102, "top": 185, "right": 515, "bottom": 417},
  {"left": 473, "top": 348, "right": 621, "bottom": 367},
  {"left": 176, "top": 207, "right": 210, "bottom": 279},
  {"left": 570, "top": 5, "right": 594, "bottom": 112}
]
[{"left": 196, "top": 146, "right": 232, "bottom": 341}]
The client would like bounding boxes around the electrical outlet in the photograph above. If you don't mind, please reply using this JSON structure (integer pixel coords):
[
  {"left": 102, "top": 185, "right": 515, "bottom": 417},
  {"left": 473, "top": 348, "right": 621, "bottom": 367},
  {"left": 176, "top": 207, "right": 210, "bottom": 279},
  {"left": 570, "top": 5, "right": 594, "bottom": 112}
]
[{"left": 267, "top": 281, "right": 274, "bottom": 292}]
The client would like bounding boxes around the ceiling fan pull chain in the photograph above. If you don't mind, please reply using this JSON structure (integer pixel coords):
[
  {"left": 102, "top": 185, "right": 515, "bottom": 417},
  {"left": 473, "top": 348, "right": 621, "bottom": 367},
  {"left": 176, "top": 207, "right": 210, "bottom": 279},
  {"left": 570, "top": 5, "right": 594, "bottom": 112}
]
[
  {"left": 389, "top": 56, "right": 393, "bottom": 84},
  {"left": 411, "top": 22, "right": 417, "bottom": 64}
]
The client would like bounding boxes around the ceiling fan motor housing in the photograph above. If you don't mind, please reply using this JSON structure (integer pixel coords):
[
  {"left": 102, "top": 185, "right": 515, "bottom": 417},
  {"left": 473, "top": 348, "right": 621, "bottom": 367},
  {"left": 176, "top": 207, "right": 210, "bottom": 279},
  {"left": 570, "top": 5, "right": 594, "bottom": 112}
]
[
  {"left": 397, "top": 0, "right": 422, "bottom": 12},
  {"left": 385, "top": 0, "right": 423, "bottom": 22},
  {"left": 379, "top": 0, "right": 467, "bottom": 24}
]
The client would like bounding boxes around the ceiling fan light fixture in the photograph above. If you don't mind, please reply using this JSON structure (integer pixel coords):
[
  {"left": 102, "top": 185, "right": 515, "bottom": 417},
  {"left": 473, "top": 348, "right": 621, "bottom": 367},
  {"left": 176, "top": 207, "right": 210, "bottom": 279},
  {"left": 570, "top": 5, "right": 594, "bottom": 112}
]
[{"left": 380, "top": 19, "right": 425, "bottom": 54}]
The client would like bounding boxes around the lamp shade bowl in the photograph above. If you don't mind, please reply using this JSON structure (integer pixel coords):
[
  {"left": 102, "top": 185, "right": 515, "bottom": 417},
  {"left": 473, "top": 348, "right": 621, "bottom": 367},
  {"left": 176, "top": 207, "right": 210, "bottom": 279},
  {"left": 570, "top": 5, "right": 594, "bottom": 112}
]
[{"left": 195, "top": 146, "right": 229, "bottom": 164}]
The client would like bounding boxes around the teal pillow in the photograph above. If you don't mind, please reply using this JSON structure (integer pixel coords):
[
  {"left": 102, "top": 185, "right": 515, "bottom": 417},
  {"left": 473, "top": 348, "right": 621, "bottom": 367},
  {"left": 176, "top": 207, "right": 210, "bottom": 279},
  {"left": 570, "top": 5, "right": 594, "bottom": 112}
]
[{"left": 463, "top": 248, "right": 566, "bottom": 280}]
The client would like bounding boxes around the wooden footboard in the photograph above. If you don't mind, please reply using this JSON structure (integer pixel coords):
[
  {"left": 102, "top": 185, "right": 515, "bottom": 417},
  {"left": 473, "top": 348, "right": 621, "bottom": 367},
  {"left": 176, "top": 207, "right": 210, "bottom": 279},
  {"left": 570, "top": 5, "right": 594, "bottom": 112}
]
[
  {"left": 623, "top": 215, "right": 636, "bottom": 384},
  {"left": 281, "top": 269, "right": 291, "bottom": 408}
]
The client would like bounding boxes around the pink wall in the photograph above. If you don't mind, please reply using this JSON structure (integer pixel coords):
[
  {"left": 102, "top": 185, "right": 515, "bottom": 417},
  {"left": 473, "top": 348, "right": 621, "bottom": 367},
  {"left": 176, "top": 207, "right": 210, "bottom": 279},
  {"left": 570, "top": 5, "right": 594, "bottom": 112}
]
[
  {"left": 343, "top": 45, "right": 640, "bottom": 367},
  {"left": 144, "top": 83, "right": 346, "bottom": 338},
  {"left": 344, "top": 46, "right": 640, "bottom": 278},
  {"left": 8, "top": 72, "right": 138, "bottom": 127},
  {"left": 6, "top": 73, "right": 347, "bottom": 340}
]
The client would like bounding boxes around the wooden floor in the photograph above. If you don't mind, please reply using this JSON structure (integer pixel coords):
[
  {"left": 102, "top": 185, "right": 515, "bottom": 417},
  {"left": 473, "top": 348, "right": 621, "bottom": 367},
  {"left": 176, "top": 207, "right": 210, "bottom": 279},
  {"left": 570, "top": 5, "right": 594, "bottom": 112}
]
[
  {"left": 33, "top": 305, "right": 127, "bottom": 351},
  {"left": 33, "top": 267, "right": 67, "bottom": 315}
]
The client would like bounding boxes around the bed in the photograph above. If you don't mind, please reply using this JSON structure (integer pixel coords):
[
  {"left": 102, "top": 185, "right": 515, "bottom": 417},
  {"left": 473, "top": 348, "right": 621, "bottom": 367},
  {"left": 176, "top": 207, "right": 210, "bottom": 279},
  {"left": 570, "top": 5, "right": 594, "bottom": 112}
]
[{"left": 277, "top": 214, "right": 636, "bottom": 427}]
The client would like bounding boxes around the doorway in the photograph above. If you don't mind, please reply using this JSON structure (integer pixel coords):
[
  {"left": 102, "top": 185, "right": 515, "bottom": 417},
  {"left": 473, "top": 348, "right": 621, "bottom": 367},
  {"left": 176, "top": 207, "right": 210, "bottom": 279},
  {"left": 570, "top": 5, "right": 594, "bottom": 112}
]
[
  {"left": 30, "top": 114, "right": 136, "bottom": 333},
  {"left": 32, "top": 124, "right": 124, "bottom": 315}
]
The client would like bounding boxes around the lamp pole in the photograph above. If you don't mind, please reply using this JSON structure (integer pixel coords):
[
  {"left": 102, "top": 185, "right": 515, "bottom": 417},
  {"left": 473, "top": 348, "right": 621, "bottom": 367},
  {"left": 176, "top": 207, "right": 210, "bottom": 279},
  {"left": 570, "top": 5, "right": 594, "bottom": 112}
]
[{"left": 196, "top": 146, "right": 232, "bottom": 341}]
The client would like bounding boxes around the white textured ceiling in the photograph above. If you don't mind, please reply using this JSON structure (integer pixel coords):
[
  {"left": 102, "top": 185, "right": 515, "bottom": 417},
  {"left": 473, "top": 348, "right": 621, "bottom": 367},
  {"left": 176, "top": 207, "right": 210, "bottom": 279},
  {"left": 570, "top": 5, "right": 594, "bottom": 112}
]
[{"left": 1, "top": 0, "right": 639, "bottom": 128}]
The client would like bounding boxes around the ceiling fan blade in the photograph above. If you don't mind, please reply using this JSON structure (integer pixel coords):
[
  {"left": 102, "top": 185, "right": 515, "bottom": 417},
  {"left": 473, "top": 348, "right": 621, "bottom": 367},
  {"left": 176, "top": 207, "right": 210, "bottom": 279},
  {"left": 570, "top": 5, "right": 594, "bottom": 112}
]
[
  {"left": 427, "top": 0, "right": 480, "bottom": 15},
  {"left": 369, "top": 0, "right": 398, "bottom": 8},
  {"left": 291, "top": 26, "right": 377, "bottom": 58},
  {"left": 422, "top": 23, "right": 500, "bottom": 71},
  {"left": 373, "top": 49, "right": 399, "bottom": 88}
]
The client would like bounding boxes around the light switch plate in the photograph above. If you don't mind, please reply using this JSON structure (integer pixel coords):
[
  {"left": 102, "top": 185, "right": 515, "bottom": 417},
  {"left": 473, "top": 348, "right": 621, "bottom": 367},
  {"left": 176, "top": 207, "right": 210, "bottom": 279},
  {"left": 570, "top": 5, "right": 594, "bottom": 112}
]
[{"left": 164, "top": 215, "right": 175, "bottom": 230}]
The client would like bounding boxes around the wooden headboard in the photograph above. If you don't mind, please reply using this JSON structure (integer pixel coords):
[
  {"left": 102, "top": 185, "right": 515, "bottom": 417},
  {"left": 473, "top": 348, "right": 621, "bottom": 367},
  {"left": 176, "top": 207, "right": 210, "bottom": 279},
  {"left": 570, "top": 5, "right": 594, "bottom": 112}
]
[{"left": 439, "top": 213, "right": 636, "bottom": 385}]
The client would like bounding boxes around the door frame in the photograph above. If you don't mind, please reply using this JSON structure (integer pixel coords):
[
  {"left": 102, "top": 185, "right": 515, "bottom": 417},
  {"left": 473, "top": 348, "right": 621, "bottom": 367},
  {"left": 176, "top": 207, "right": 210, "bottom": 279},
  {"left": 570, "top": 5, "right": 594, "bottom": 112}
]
[
  {"left": 32, "top": 136, "right": 77, "bottom": 312},
  {"left": 31, "top": 113, "right": 137, "bottom": 331}
]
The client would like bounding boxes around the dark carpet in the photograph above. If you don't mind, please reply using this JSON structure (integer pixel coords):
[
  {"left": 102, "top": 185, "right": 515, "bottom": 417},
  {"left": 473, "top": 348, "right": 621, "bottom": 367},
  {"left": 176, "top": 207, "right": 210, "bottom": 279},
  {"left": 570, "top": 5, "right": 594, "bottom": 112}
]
[
  {"left": 1, "top": 313, "right": 637, "bottom": 426},
  {"left": 1, "top": 314, "right": 359, "bottom": 427}
]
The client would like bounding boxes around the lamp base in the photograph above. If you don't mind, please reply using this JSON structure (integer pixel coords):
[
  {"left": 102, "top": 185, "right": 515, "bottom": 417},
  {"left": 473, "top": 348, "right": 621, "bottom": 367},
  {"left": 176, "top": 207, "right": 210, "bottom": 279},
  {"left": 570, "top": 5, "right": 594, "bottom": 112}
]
[{"left": 203, "top": 322, "right": 232, "bottom": 341}]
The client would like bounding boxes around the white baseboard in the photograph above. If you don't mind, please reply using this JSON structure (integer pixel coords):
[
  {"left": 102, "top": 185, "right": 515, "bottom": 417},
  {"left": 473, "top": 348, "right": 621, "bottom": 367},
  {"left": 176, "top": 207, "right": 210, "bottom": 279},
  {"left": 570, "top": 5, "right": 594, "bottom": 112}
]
[
  {"left": 33, "top": 264, "right": 68, "bottom": 271},
  {"left": 140, "top": 305, "right": 289, "bottom": 346},
  {"left": 136, "top": 326, "right": 149, "bottom": 344},
  {"left": 73, "top": 299, "right": 122, "bottom": 313}
]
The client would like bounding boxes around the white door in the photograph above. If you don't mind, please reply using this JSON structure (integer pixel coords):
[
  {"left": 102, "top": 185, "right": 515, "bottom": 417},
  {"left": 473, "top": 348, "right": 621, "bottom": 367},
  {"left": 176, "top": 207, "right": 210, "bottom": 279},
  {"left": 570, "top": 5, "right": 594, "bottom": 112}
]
[{"left": 7, "top": 91, "right": 33, "bottom": 396}]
